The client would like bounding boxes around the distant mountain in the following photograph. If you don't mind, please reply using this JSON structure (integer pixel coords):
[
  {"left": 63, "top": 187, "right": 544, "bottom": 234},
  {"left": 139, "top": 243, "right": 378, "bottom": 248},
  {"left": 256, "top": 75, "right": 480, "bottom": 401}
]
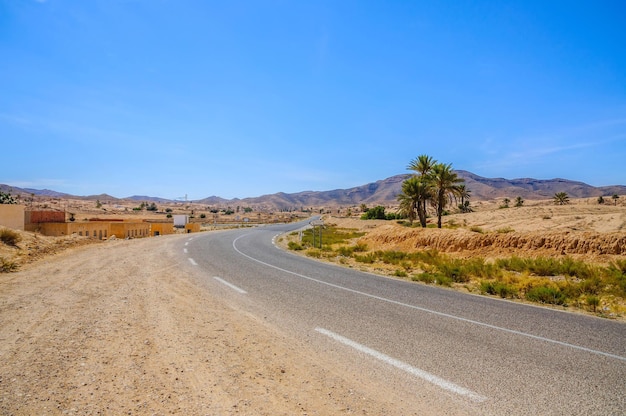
[
  {"left": 0, "top": 185, "right": 72, "bottom": 199},
  {"left": 2, "top": 172, "right": 625, "bottom": 210},
  {"left": 126, "top": 195, "right": 177, "bottom": 204},
  {"left": 457, "top": 171, "right": 626, "bottom": 200}
]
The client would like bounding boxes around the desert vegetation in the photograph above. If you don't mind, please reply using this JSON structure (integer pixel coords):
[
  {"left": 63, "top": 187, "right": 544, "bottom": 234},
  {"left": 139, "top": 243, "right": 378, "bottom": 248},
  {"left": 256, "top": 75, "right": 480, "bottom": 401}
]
[
  {"left": 285, "top": 223, "right": 625, "bottom": 317},
  {"left": 282, "top": 154, "right": 625, "bottom": 318},
  {"left": 396, "top": 155, "right": 465, "bottom": 228}
]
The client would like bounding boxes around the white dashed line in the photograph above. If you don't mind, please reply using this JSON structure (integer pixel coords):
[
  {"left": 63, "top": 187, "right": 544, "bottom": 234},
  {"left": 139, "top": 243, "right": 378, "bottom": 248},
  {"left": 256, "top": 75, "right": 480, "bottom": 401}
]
[
  {"left": 213, "top": 276, "right": 247, "bottom": 294},
  {"left": 315, "top": 327, "right": 487, "bottom": 403},
  {"left": 183, "top": 248, "right": 188, "bottom": 254},
  {"left": 188, "top": 258, "right": 197, "bottom": 266}
]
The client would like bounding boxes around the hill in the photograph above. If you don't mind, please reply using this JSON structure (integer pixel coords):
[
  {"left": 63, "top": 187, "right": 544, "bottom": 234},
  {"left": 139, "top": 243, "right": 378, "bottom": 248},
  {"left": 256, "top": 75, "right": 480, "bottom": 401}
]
[{"left": 2, "top": 172, "right": 625, "bottom": 210}]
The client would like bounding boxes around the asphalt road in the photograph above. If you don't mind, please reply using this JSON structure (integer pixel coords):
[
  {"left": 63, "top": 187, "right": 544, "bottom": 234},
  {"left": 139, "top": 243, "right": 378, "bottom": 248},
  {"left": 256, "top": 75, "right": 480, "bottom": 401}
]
[{"left": 184, "top": 220, "right": 626, "bottom": 415}]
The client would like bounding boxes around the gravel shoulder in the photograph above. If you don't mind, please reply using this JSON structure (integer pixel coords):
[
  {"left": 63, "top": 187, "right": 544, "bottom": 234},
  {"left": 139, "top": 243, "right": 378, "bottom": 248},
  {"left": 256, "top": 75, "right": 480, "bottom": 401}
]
[{"left": 0, "top": 233, "right": 435, "bottom": 415}]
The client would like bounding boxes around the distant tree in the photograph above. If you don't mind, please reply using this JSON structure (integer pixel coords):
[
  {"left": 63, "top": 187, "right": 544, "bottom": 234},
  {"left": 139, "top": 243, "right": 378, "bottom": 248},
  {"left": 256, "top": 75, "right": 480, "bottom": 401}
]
[
  {"left": 612, "top": 194, "right": 620, "bottom": 206},
  {"left": 459, "top": 200, "right": 473, "bottom": 213},
  {"left": 397, "top": 177, "right": 420, "bottom": 225},
  {"left": 360, "top": 203, "right": 368, "bottom": 213},
  {"left": 430, "top": 163, "right": 464, "bottom": 228},
  {"left": 553, "top": 192, "right": 570, "bottom": 205},
  {"left": 362, "top": 205, "right": 386, "bottom": 220},
  {"left": 397, "top": 176, "right": 430, "bottom": 226},
  {"left": 0, "top": 191, "right": 18, "bottom": 204},
  {"left": 407, "top": 154, "right": 436, "bottom": 224},
  {"left": 514, "top": 196, "right": 524, "bottom": 207},
  {"left": 456, "top": 184, "right": 472, "bottom": 213},
  {"left": 146, "top": 202, "right": 158, "bottom": 211},
  {"left": 500, "top": 198, "right": 510, "bottom": 209},
  {"left": 597, "top": 196, "right": 605, "bottom": 205},
  {"left": 96, "top": 199, "right": 102, "bottom": 209},
  {"left": 244, "top": 207, "right": 253, "bottom": 213}
]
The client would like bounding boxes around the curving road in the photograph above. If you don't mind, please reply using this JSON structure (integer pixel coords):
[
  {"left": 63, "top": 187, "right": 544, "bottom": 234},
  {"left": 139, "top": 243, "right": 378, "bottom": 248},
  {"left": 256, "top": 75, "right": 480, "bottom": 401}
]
[{"left": 183, "top": 220, "right": 625, "bottom": 415}]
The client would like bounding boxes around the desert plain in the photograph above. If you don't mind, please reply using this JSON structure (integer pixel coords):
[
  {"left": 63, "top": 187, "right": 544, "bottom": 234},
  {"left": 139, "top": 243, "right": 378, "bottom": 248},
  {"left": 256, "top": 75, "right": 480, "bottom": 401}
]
[{"left": 0, "top": 195, "right": 624, "bottom": 414}]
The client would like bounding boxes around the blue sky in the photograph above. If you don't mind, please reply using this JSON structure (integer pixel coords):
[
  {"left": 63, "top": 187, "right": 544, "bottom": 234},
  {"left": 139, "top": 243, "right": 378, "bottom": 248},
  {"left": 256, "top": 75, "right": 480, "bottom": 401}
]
[{"left": 1, "top": 0, "right": 625, "bottom": 199}]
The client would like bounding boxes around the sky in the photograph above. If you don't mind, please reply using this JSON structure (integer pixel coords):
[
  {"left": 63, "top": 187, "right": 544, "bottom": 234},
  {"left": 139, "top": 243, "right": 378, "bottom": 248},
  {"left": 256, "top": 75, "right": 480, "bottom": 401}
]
[{"left": 1, "top": 0, "right": 625, "bottom": 200}]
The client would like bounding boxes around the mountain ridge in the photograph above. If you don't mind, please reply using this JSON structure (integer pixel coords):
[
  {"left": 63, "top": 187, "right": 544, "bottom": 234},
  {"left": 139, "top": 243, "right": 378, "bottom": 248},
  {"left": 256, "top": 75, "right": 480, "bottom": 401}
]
[{"left": 2, "top": 172, "right": 625, "bottom": 210}]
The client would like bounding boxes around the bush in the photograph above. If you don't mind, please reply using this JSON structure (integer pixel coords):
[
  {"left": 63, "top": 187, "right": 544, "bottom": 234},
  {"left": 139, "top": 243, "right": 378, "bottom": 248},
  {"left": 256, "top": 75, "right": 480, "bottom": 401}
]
[
  {"left": 437, "top": 259, "right": 470, "bottom": 283},
  {"left": 393, "top": 269, "right": 408, "bottom": 277},
  {"left": 0, "top": 257, "right": 18, "bottom": 273},
  {"left": 412, "top": 272, "right": 436, "bottom": 284},
  {"left": 525, "top": 285, "right": 567, "bottom": 305},
  {"left": 586, "top": 295, "right": 600, "bottom": 312},
  {"left": 306, "top": 249, "right": 322, "bottom": 258},
  {"left": 480, "top": 281, "right": 515, "bottom": 298},
  {"left": 355, "top": 253, "right": 377, "bottom": 264},
  {"left": 288, "top": 241, "right": 303, "bottom": 250},
  {"left": 361, "top": 206, "right": 386, "bottom": 220},
  {"left": 0, "top": 228, "right": 21, "bottom": 246}
]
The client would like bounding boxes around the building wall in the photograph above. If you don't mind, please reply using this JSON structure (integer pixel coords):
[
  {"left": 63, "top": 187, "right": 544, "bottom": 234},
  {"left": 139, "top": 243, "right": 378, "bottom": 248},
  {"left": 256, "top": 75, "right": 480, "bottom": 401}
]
[
  {"left": 110, "top": 222, "right": 151, "bottom": 239},
  {"left": 150, "top": 222, "right": 175, "bottom": 236},
  {"left": 185, "top": 223, "right": 201, "bottom": 233},
  {"left": 0, "top": 204, "right": 25, "bottom": 230},
  {"left": 25, "top": 210, "right": 65, "bottom": 224},
  {"left": 36, "top": 222, "right": 112, "bottom": 239}
]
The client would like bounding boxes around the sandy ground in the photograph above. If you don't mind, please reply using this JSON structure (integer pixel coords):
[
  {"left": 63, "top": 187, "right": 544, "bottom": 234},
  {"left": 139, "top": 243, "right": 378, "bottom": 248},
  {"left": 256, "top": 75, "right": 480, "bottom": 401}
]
[
  {"left": 0, "top": 233, "right": 435, "bottom": 415},
  {"left": 1, "top": 198, "right": 624, "bottom": 414}
]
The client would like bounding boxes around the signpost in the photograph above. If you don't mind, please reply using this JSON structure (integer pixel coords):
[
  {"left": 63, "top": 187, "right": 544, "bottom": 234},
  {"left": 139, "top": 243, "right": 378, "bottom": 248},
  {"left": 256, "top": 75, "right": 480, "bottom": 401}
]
[{"left": 309, "top": 219, "right": 324, "bottom": 249}]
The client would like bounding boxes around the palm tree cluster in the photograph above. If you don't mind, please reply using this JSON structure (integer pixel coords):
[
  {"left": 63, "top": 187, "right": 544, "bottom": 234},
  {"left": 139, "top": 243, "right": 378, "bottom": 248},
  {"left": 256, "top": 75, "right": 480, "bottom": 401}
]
[{"left": 397, "top": 155, "right": 466, "bottom": 228}]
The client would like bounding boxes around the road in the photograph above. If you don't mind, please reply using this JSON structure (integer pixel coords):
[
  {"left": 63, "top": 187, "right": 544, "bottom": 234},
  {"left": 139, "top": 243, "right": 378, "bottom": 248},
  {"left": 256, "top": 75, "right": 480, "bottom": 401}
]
[{"left": 184, "top": 220, "right": 626, "bottom": 415}]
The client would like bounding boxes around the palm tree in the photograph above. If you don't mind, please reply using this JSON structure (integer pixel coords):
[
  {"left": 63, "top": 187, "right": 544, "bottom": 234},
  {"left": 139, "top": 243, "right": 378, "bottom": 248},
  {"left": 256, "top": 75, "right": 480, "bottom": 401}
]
[
  {"left": 514, "top": 196, "right": 524, "bottom": 207},
  {"left": 407, "top": 154, "right": 436, "bottom": 225},
  {"left": 612, "top": 194, "right": 620, "bottom": 206},
  {"left": 458, "top": 184, "right": 471, "bottom": 206},
  {"left": 397, "top": 176, "right": 431, "bottom": 227},
  {"left": 430, "top": 163, "right": 464, "bottom": 228},
  {"left": 597, "top": 196, "right": 605, "bottom": 205},
  {"left": 553, "top": 192, "right": 570, "bottom": 205},
  {"left": 407, "top": 154, "right": 436, "bottom": 176}
]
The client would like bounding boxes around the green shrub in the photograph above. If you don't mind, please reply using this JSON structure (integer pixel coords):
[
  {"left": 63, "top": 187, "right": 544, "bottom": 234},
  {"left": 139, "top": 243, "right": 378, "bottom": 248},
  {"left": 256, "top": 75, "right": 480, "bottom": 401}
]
[
  {"left": 525, "top": 285, "right": 567, "bottom": 305},
  {"left": 379, "top": 250, "right": 407, "bottom": 265},
  {"left": 437, "top": 259, "right": 470, "bottom": 283},
  {"left": 412, "top": 272, "right": 436, "bottom": 284},
  {"left": 393, "top": 269, "right": 408, "bottom": 277},
  {"left": 480, "top": 281, "right": 515, "bottom": 298},
  {"left": 0, "top": 228, "right": 21, "bottom": 246},
  {"left": 336, "top": 246, "right": 354, "bottom": 256},
  {"left": 355, "top": 253, "right": 377, "bottom": 264},
  {"left": 288, "top": 241, "right": 303, "bottom": 250},
  {"left": 586, "top": 295, "right": 600, "bottom": 312},
  {"left": 353, "top": 243, "right": 368, "bottom": 252}
]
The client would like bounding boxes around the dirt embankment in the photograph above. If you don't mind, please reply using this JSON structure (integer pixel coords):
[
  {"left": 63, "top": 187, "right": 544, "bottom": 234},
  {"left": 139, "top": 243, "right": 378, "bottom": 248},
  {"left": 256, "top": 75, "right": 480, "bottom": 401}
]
[
  {"left": 332, "top": 202, "right": 626, "bottom": 262},
  {"left": 360, "top": 226, "right": 626, "bottom": 259}
]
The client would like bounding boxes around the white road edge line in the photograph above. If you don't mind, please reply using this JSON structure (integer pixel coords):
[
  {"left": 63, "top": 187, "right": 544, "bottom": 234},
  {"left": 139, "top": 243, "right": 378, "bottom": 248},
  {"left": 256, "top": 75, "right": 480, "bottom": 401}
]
[
  {"left": 315, "top": 327, "right": 487, "bottom": 403},
  {"left": 213, "top": 276, "right": 247, "bottom": 294},
  {"left": 232, "top": 234, "right": 626, "bottom": 362},
  {"left": 188, "top": 258, "right": 198, "bottom": 266}
]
